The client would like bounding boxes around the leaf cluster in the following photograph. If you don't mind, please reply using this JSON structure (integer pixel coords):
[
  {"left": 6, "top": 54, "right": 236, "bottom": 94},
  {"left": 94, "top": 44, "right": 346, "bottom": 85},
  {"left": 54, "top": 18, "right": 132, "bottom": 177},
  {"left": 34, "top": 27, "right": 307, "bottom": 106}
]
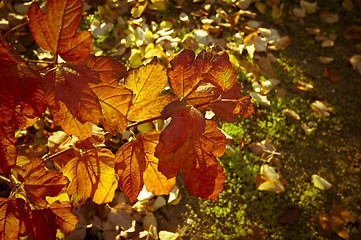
[{"left": 0, "top": 0, "right": 253, "bottom": 238}]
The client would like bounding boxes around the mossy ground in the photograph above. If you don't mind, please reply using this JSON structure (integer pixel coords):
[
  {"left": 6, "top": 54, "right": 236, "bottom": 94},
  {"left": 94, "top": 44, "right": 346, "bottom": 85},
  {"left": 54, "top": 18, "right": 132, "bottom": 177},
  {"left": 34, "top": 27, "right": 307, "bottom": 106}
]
[{"left": 179, "top": 2, "right": 361, "bottom": 239}]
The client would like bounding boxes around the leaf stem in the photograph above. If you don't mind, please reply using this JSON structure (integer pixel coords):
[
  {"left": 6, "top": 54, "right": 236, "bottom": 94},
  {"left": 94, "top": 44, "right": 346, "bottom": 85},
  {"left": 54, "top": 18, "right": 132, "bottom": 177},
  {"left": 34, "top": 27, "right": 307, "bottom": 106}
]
[
  {"left": 0, "top": 175, "right": 11, "bottom": 184},
  {"left": 126, "top": 116, "right": 162, "bottom": 130},
  {"left": 43, "top": 147, "right": 75, "bottom": 161}
]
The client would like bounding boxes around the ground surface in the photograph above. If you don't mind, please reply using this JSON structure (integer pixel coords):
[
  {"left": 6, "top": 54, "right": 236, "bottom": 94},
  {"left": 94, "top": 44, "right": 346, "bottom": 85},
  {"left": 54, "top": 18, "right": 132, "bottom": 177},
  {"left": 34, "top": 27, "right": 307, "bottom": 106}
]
[{"left": 1, "top": 0, "right": 361, "bottom": 239}]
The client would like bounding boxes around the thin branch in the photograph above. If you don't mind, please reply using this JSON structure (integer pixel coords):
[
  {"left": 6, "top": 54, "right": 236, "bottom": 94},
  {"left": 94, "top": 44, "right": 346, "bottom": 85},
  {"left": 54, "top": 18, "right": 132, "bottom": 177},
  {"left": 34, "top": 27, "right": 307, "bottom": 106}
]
[
  {"left": 126, "top": 116, "right": 162, "bottom": 130},
  {"left": 1, "top": 21, "right": 29, "bottom": 41},
  {"left": 43, "top": 147, "right": 75, "bottom": 161}
]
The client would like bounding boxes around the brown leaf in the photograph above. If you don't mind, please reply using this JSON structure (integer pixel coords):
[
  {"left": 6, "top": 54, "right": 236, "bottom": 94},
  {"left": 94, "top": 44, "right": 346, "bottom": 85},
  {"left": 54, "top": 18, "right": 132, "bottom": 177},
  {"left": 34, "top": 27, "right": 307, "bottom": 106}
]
[
  {"left": 50, "top": 201, "right": 78, "bottom": 235},
  {"left": 322, "top": 67, "right": 341, "bottom": 82},
  {"left": 344, "top": 25, "right": 361, "bottom": 40},
  {"left": 0, "top": 198, "right": 27, "bottom": 240}
]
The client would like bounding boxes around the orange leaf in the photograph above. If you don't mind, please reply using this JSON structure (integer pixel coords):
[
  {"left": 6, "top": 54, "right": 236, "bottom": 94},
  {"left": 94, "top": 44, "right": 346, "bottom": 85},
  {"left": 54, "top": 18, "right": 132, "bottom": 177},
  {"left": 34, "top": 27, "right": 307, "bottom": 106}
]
[
  {"left": 44, "top": 63, "right": 102, "bottom": 124},
  {"left": 123, "top": 58, "right": 175, "bottom": 121},
  {"left": 115, "top": 131, "right": 175, "bottom": 202},
  {"left": 50, "top": 101, "right": 93, "bottom": 140},
  {"left": 0, "top": 198, "right": 28, "bottom": 240},
  {"left": 63, "top": 148, "right": 117, "bottom": 206},
  {"left": 13, "top": 159, "right": 69, "bottom": 207},
  {"left": 50, "top": 201, "right": 78, "bottom": 235},
  {"left": 28, "top": 0, "right": 91, "bottom": 61},
  {"left": 156, "top": 120, "right": 226, "bottom": 199},
  {"left": 90, "top": 80, "right": 132, "bottom": 135}
]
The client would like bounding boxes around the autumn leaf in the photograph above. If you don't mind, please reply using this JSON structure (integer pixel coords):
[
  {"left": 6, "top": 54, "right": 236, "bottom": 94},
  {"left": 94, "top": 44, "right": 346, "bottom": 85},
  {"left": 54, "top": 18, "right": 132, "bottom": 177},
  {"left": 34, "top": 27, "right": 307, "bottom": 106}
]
[
  {"left": 28, "top": 0, "right": 92, "bottom": 61},
  {"left": 0, "top": 40, "right": 45, "bottom": 174},
  {"left": 158, "top": 101, "right": 206, "bottom": 153},
  {"left": 0, "top": 198, "right": 28, "bottom": 240},
  {"left": 0, "top": 125, "right": 16, "bottom": 174},
  {"left": 49, "top": 201, "right": 78, "bottom": 234},
  {"left": 63, "top": 148, "right": 118, "bottom": 206},
  {"left": 115, "top": 131, "right": 176, "bottom": 202},
  {"left": 44, "top": 63, "right": 102, "bottom": 124},
  {"left": 90, "top": 80, "right": 133, "bottom": 135},
  {"left": 123, "top": 58, "right": 176, "bottom": 121},
  {"left": 156, "top": 120, "right": 226, "bottom": 199},
  {"left": 11, "top": 159, "right": 68, "bottom": 207}
]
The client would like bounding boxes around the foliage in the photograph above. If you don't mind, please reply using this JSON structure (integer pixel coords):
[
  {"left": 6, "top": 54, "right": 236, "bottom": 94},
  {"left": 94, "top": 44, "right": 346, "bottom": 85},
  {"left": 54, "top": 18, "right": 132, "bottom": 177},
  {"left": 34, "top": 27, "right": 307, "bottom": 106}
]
[{"left": 0, "top": 0, "right": 253, "bottom": 238}]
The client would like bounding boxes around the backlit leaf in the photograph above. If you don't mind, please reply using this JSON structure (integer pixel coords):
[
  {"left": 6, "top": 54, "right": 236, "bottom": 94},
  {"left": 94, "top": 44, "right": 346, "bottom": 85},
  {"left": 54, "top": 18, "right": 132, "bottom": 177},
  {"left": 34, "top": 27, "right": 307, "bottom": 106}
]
[
  {"left": 63, "top": 148, "right": 117, "bottom": 206},
  {"left": 50, "top": 201, "right": 78, "bottom": 234},
  {"left": 123, "top": 58, "right": 175, "bottom": 121},
  {"left": 90, "top": 80, "right": 133, "bottom": 135},
  {"left": 13, "top": 159, "right": 69, "bottom": 207},
  {"left": 28, "top": 0, "right": 91, "bottom": 61},
  {"left": 0, "top": 125, "right": 16, "bottom": 174},
  {"left": 115, "top": 131, "right": 175, "bottom": 202}
]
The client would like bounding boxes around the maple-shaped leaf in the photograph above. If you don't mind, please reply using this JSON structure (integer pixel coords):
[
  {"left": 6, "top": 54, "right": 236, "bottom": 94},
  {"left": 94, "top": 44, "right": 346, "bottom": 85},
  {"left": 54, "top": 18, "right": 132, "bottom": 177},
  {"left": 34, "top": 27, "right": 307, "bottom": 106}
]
[
  {"left": 63, "top": 148, "right": 117, "bottom": 206},
  {"left": 44, "top": 63, "right": 102, "bottom": 124},
  {"left": 28, "top": 0, "right": 92, "bottom": 61},
  {"left": 156, "top": 120, "right": 226, "bottom": 199},
  {"left": 123, "top": 58, "right": 177, "bottom": 121},
  {"left": 158, "top": 101, "right": 205, "bottom": 154},
  {"left": 12, "top": 159, "right": 69, "bottom": 207},
  {"left": 0, "top": 198, "right": 28, "bottom": 240},
  {"left": 115, "top": 131, "right": 175, "bottom": 202}
]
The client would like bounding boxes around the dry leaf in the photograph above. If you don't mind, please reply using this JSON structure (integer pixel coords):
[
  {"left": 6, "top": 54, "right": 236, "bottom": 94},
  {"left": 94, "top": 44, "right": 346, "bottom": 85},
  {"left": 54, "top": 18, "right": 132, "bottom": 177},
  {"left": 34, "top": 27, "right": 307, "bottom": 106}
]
[
  {"left": 319, "top": 57, "right": 334, "bottom": 64},
  {"left": 320, "top": 10, "right": 339, "bottom": 23},
  {"left": 344, "top": 25, "right": 361, "bottom": 39},
  {"left": 312, "top": 174, "right": 332, "bottom": 190},
  {"left": 322, "top": 67, "right": 341, "bottom": 82},
  {"left": 283, "top": 109, "right": 300, "bottom": 122},
  {"left": 300, "top": 0, "right": 319, "bottom": 14},
  {"left": 311, "top": 100, "right": 333, "bottom": 117},
  {"left": 250, "top": 92, "right": 271, "bottom": 107}
]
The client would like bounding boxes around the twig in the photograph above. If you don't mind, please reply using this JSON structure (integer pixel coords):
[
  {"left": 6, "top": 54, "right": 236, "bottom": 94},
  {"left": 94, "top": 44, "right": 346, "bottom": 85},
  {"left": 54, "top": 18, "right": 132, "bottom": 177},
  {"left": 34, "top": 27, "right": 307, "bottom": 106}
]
[
  {"left": 0, "top": 175, "right": 11, "bottom": 184},
  {"left": 1, "top": 21, "right": 29, "bottom": 41},
  {"left": 126, "top": 116, "right": 162, "bottom": 130}
]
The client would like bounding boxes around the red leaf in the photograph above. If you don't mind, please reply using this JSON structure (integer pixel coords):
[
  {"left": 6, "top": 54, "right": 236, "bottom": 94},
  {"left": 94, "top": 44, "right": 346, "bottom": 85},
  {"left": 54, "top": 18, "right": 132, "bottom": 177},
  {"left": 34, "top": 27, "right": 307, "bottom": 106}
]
[
  {"left": 44, "top": 63, "right": 102, "bottom": 124},
  {"left": 28, "top": 0, "right": 91, "bottom": 61},
  {"left": 158, "top": 101, "right": 205, "bottom": 154},
  {"left": 156, "top": 120, "right": 226, "bottom": 199}
]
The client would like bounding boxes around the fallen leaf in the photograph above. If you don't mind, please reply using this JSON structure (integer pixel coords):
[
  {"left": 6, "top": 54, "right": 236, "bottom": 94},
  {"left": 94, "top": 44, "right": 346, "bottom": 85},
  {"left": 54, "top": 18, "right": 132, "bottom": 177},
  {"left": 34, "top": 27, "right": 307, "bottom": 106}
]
[
  {"left": 283, "top": 109, "right": 300, "bottom": 122},
  {"left": 312, "top": 174, "right": 332, "bottom": 190},
  {"left": 300, "top": 0, "right": 319, "bottom": 14},
  {"left": 250, "top": 92, "right": 271, "bottom": 107},
  {"left": 311, "top": 100, "right": 333, "bottom": 117},
  {"left": 319, "top": 57, "right": 334, "bottom": 64},
  {"left": 343, "top": 25, "right": 361, "bottom": 39},
  {"left": 348, "top": 54, "right": 361, "bottom": 74},
  {"left": 322, "top": 67, "right": 341, "bottom": 82}
]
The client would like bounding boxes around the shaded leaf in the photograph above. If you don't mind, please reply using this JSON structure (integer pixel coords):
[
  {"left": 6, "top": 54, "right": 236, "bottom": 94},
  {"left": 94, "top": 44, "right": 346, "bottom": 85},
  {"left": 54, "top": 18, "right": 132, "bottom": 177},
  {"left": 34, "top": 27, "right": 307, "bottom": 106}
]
[
  {"left": 63, "top": 148, "right": 117, "bottom": 206},
  {"left": 156, "top": 120, "right": 226, "bottom": 199},
  {"left": 312, "top": 174, "right": 332, "bottom": 190},
  {"left": 0, "top": 198, "right": 27, "bottom": 240},
  {"left": 28, "top": 0, "right": 92, "bottom": 61},
  {"left": 13, "top": 159, "right": 69, "bottom": 207},
  {"left": 44, "top": 63, "right": 102, "bottom": 124},
  {"left": 49, "top": 201, "right": 78, "bottom": 235},
  {"left": 0, "top": 125, "right": 16, "bottom": 174}
]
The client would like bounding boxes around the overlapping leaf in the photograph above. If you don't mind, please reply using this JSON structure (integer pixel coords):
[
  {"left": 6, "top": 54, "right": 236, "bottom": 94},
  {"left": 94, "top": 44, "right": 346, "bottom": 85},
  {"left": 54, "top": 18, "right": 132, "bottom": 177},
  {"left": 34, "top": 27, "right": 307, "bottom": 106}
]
[
  {"left": 63, "top": 148, "right": 117, "bottom": 206},
  {"left": 28, "top": 0, "right": 92, "bottom": 61},
  {"left": 115, "top": 131, "right": 176, "bottom": 202},
  {"left": 155, "top": 120, "right": 226, "bottom": 199},
  {"left": 0, "top": 40, "right": 45, "bottom": 174},
  {"left": 123, "top": 59, "right": 176, "bottom": 121},
  {"left": 12, "top": 159, "right": 69, "bottom": 207},
  {"left": 0, "top": 198, "right": 27, "bottom": 240}
]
